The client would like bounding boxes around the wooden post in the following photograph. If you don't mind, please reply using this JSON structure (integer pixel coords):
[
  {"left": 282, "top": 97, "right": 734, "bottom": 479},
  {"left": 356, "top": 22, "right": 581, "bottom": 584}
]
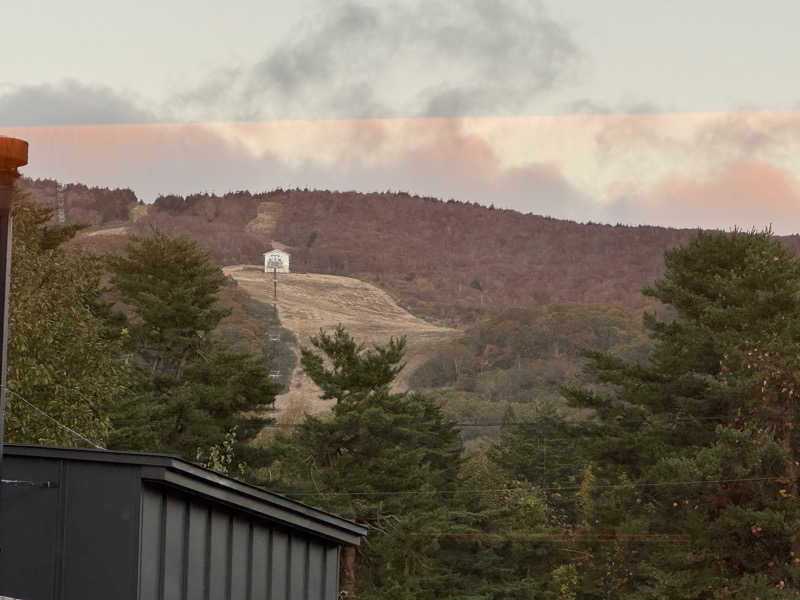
[{"left": 338, "top": 545, "right": 356, "bottom": 598}]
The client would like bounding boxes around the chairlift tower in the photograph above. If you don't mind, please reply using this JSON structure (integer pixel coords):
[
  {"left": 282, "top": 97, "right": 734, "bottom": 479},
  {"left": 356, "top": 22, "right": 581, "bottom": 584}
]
[
  {"left": 263, "top": 249, "right": 290, "bottom": 301},
  {"left": 56, "top": 182, "right": 66, "bottom": 224}
]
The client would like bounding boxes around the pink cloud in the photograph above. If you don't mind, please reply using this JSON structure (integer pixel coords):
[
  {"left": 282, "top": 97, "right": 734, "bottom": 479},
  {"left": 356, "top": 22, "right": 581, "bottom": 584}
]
[
  {"left": 4, "top": 119, "right": 588, "bottom": 222},
  {"left": 639, "top": 160, "right": 800, "bottom": 232},
  {"left": 13, "top": 113, "right": 800, "bottom": 232}
]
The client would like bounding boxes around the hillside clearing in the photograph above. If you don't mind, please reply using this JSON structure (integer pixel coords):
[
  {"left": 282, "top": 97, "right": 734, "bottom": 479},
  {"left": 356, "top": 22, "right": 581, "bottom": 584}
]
[
  {"left": 223, "top": 266, "right": 459, "bottom": 430},
  {"left": 86, "top": 225, "right": 130, "bottom": 236}
]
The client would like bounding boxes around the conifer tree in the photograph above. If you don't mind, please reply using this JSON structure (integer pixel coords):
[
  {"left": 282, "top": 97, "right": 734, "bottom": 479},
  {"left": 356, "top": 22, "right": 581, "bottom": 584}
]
[
  {"left": 275, "top": 327, "right": 585, "bottom": 598},
  {"left": 266, "top": 327, "right": 472, "bottom": 599},
  {"left": 107, "top": 230, "right": 230, "bottom": 375},
  {"left": 549, "top": 230, "right": 800, "bottom": 598},
  {"left": 106, "top": 231, "right": 279, "bottom": 467},
  {"left": 299, "top": 325, "right": 406, "bottom": 402}
]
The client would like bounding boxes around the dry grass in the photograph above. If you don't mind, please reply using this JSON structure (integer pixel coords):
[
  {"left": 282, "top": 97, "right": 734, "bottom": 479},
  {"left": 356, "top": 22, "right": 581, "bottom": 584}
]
[
  {"left": 129, "top": 203, "right": 149, "bottom": 222},
  {"left": 86, "top": 226, "right": 130, "bottom": 237},
  {"left": 224, "top": 265, "right": 459, "bottom": 423},
  {"left": 245, "top": 201, "right": 281, "bottom": 234}
]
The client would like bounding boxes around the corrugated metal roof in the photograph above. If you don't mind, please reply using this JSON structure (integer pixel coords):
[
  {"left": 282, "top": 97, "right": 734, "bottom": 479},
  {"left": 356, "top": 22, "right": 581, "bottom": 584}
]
[{"left": 4, "top": 444, "right": 367, "bottom": 546}]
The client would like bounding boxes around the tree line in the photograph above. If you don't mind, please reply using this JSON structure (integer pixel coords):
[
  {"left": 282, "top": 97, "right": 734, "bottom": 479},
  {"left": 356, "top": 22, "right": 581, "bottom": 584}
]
[
  {"left": 6, "top": 190, "right": 279, "bottom": 468},
  {"left": 7, "top": 187, "right": 800, "bottom": 597}
]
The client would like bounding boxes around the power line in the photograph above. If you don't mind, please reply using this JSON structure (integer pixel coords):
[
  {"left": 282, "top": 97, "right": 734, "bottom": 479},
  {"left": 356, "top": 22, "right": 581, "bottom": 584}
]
[
  {"left": 404, "top": 532, "right": 691, "bottom": 544},
  {"left": 282, "top": 476, "right": 780, "bottom": 497},
  {"left": 260, "top": 414, "right": 754, "bottom": 428},
  {"left": 4, "top": 387, "right": 105, "bottom": 450}
]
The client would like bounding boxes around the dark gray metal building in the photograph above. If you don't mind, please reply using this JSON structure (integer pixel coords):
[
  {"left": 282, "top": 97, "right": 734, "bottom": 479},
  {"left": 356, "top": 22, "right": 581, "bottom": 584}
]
[{"left": 0, "top": 445, "right": 366, "bottom": 600}]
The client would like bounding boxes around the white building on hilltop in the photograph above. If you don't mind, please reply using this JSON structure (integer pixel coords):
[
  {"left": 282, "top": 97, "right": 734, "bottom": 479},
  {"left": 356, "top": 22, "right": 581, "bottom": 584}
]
[{"left": 264, "top": 249, "right": 290, "bottom": 273}]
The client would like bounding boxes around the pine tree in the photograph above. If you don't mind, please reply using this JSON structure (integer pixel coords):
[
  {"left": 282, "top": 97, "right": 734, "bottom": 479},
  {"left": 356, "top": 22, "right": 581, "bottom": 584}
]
[
  {"left": 553, "top": 230, "right": 800, "bottom": 598},
  {"left": 265, "top": 327, "right": 475, "bottom": 599},
  {"left": 299, "top": 325, "right": 406, "bottom": 402},
  {"left": 277, "top": 327, "right": 588, "bottom": 598},
  {"left": 107, "top": 230, "right": 230, "bottom": 375},
  {"left": 106, "top": 231, "right": 279, "bottom": 468}
]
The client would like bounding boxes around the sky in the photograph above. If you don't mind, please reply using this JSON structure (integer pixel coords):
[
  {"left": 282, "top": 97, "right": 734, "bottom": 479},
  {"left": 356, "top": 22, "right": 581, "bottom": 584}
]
[{"left": 2, "top": 0, "right": 800, "bottom": 232}]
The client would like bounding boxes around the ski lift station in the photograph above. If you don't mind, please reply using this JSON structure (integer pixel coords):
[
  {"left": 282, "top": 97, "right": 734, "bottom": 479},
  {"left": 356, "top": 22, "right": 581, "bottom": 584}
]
[
  {"left": 264, "top": 249, "right": 290, "bottom": 273},
  {"left": 0, "top": 445, "right": 366, "bottom": 600}
]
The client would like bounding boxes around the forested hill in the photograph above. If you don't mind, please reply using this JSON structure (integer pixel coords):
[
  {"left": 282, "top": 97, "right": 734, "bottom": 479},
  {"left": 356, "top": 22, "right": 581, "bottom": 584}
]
[
  {"left": 19, "top": 178, "right": 139, "bottom": 226},
  {"left": 23, "top": 178, "right": 800, "bottom": 322}
]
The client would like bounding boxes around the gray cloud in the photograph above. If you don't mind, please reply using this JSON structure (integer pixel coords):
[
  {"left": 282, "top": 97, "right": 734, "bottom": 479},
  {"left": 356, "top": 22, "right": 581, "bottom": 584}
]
[
  {"left": 177, "top": 0, "right": 583, "bottom": 121},
  {"left": 172, "top": 67, "right": 242, "bottom": 113},
  {"left": 561, "top": 98, "right": 664, "bottom": 116},
  {"left": 251, "top": 3, "right": 380, "bottom": 97},
  {"left": 1, "top": 2, "right": 582, "bottom": 125},
  {"left": 0, "top": 80, "right": 155, "bottom": 126},
  {"left": 588, "top": 109, "right": 800, "bottom": 170},
  {"left": 692, "top": 112, "right": 800, "bottom": 160}
]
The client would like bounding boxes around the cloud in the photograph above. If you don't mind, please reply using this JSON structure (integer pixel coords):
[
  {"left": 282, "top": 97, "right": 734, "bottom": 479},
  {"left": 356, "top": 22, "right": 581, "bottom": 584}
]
[
  {"left": 608, "top": 159, "right": 800, "bottom": 233},
  {"left": 0, "top": 80, "right": 155, "bottom": 126},
  {"left": 692, "top": 111, "right": 800, "bottom": 164},
  {"left": 179, "top": 0, "right": 583, "bottom": 121},
  {"left": 171, "top": 67, "right": 243, "bottom": 113},
  {"left": 588, "top": 110, "right": 800, "bottom": 233},
  {"left": 4, "top": 122, "right": 277, "bottom": 200},
  {"left": 7, "top": 116, "right": 589, "bottom": 224},
  {"left": 0, "top": 2, "right": 582, "bottom": 126},
  {"left": 590, "top": 110, "right": 800, "bottom": 167},
  {"left": 496, "top": 163, "right": 590, "bottom": 219},
  {"left": 563, "top": 98, "right": 663, "bottom": 116},
  {"left": 251, "top": 3, "right": 379, "bottom": 98},
  {"left": 12, "top": 110, "right": 800, "bottom": 234},
  {"left": 357, "top": 118, "right": 590, "bottom": 219}
]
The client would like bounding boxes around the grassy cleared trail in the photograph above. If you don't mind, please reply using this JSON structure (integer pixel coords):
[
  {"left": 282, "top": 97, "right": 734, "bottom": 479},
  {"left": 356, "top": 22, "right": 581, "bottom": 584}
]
[{"left": 223, "top": 266, "right": 458, "bottom": 432}]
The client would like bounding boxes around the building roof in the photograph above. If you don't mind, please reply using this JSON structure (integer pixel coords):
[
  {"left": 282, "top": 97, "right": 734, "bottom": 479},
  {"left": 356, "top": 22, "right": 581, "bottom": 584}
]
[{"left": 4, "top": 444, "right": 367, "bottom": 546}]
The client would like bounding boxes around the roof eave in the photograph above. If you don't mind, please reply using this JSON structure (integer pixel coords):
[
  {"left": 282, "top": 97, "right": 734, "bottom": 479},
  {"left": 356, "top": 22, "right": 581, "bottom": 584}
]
[{"left": 3, "top": 444, "right": 367, "bottom": 545}]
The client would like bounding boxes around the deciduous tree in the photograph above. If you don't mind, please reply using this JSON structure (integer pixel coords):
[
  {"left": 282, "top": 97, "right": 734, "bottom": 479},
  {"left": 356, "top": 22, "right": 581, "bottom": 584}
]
[{"left": 6, "top": 191, "right": 126, "bottom": 446}]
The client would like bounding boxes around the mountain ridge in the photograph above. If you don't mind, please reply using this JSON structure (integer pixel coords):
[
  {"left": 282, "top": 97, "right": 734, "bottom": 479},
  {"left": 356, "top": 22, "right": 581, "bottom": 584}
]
[{"left": 21, "top": 177, "right": 800, "bottom": 324}]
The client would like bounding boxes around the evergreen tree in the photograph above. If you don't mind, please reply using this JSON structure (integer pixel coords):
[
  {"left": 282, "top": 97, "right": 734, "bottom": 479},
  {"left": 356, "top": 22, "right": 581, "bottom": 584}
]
[
  {"left": 106, "top": 231, "right": 279, "bottom": 468},
  {"left": 274, "top": 327, "right": 590, "bottom": 598},
  {"left": 300, "top": 325, "right": 406, "bottom": 402},
  {"left": 544, "top": 230, "right": 800, "bottom": 598},
  {"left": 107, "top": 230, "right": 230, "bottom": 374},
  {"left": 265, "top": 327, "right": 474, "bottom": 599}
]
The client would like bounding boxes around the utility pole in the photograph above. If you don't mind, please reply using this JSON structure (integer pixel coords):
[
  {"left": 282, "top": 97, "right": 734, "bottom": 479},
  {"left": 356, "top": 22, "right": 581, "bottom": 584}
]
[
  {"left": 0, "top": 136, "right": 27, "bottom": 473},
  {"left": 273, "top": 266, "right": 278, "bottom": 300},
  {"left": 0, "top": 137, "right": 28, "bottom": 567}
]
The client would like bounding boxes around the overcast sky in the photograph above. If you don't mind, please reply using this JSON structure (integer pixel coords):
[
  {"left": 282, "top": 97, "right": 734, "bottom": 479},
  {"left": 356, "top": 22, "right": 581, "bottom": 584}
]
[{"left": 3, "top": 1, "right": 800, "bottom": 232}]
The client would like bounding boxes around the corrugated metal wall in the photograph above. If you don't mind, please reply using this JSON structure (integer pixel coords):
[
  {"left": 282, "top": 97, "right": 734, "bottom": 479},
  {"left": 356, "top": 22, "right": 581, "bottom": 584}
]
[
  {"left": 139, "top": 485, "right": 340, "bottom": 600},
  {"left": 0, "top": 457, "right": 142, "bottom": 600}
]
